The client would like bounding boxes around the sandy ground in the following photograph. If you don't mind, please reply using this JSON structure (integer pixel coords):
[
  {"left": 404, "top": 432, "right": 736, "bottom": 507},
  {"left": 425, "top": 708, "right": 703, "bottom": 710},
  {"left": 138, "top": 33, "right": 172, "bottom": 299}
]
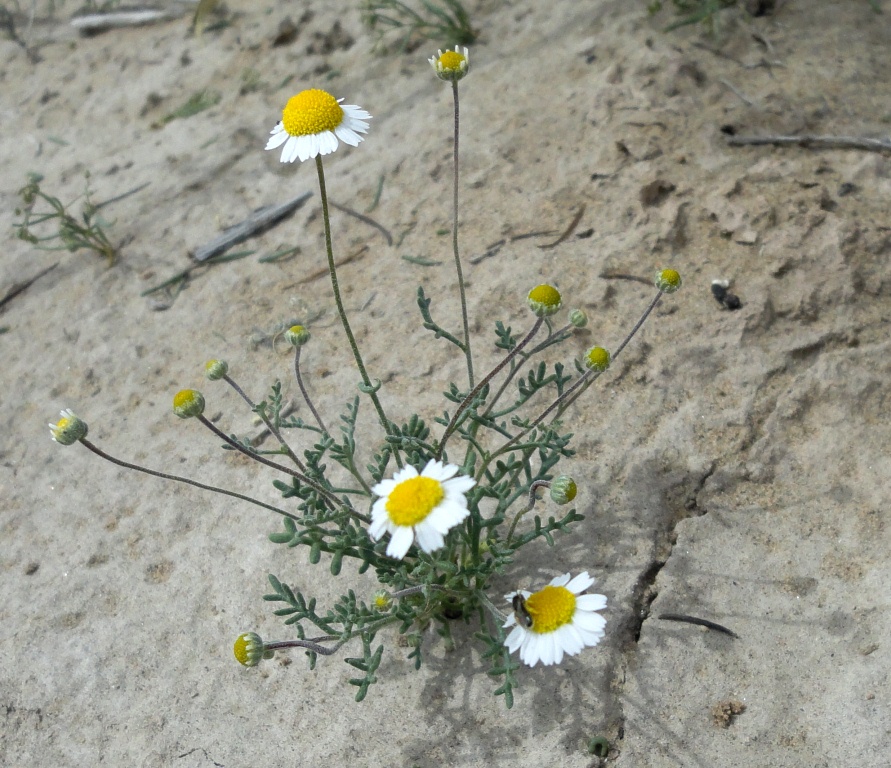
[{"left": 2, "top": 0, "right": 890, "bottom": 765}]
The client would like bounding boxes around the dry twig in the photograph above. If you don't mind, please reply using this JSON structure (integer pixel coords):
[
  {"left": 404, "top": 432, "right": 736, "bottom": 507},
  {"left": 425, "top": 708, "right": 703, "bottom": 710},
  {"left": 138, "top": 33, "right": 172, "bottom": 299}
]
[{"left": 727, "top": 134, "right": 891, "bottom": 154}]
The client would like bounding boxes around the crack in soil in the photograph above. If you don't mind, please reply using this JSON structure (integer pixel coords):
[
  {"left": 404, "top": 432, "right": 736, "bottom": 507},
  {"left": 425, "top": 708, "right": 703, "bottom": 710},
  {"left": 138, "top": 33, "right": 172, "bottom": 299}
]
[{"left": 607, "top": 462, "right": 716, "bottom": 757}]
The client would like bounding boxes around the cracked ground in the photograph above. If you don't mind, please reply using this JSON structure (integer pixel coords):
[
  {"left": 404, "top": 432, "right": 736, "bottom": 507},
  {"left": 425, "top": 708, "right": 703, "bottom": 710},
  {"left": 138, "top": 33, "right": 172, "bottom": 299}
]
[{"left": 2, "top": 1, "right": 890, "bottom": 766}]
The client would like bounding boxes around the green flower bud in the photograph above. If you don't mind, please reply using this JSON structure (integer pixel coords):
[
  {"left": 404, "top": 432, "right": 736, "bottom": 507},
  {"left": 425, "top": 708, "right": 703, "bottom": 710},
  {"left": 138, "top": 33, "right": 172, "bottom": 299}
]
[
  {"left": 49, "top": 409, "right": 88, "bottom": 445},
  {"left": 583, "top": 346, "right": 611, "bottom": 373},
  {"left": 285, "top": 325, "right": 311, "bottom": 347},
  {"left": 233, "top": 632, "right": 273, "bottom": 667},
  {"left": 204, "top": 359, "right": 229, "bottom": 381},
  {"left": 527, "top": 284, "right": 563, "bottom": 317},
  {"left": 569, "top": 308, "right": 588, "bottom": 328},
  {"left": 549, "top": 475, "right": 577, "bottom": 505},
  {"left": 429, "top": 46, "right": 470, "bottom": 82},
  {"left": 654, "top": 268, "right": 682, "bottom": 293},
  {"left": 173, "top": 389, "right": 205, "bottom": 419}
]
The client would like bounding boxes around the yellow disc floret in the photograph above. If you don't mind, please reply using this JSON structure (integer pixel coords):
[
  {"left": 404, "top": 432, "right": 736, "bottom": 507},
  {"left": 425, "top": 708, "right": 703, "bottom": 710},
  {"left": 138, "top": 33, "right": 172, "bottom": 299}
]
[
  {"left": 527, "top": 284, "right": 563, "bottom": 317},
  {"left": 524, "top": 585, "right": 577, "bottom": 634},
  {"left": 430, "top": 46, "right": 470, "bottom": 81},
  {"left": 173, "top": 389, "right": 205, "bottom": 419},
  {"left": 655, "top": 268, "right": 682, "bottom": 293},
  {"left": 281, "top": 90, "right": 344, "bottom": 137},
  {"left": 439, "top": 50, "right": 465, "bottom": 70},
  {"left": 386, "top": 476, "right": 445, "bottom": 527},
  {"left": 584, "top": 346, "right": 611, "bottom": 373},
  {"left": 233, "top": 632, "right": 268, "bottom": 667}
]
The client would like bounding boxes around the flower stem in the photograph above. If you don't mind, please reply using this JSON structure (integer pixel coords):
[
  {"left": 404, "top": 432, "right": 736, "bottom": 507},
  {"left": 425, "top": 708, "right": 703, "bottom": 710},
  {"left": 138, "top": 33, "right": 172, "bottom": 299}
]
[
  {"left": 196, "top": 414, "right": 369, "bottom": 524},
  {"left": 293, "top": 346, "right": 328, "bottom": 434},
  {"left": 78, "top": 438, "right": 300, "bottom": 522},
  {"left": 436, "top": 317, "right": 543, "bottom": 459},
  {"left": 505, "top": 480, "right": 550, "bottom": 545},
  {"left": 315, "top": 156, "right": 402, "bottom": 468},
  {"left": 451, "top": 79, "right": 474, "bottom": 389},
  {"left": 222, "top": 373, "right": 307, "bottom": 471}
]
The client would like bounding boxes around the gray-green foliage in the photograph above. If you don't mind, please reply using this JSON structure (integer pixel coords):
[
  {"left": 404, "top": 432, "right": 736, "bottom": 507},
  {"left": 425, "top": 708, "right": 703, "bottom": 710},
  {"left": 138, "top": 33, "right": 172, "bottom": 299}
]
[
  {"left": 15, "top": 172, "right": 117, "bottom": 264},
  {"left": 649, "top": 0, "right": 882, "bottom": 31},
  {"left": 361, "top": 0, "right": 476, "bottom": 50}
]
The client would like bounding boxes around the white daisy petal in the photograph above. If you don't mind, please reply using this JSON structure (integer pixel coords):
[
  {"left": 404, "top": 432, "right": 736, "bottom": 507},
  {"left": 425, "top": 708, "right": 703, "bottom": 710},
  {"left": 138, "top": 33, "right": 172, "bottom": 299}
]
[
  {"left": 576, "top": 593, "right": 608, "bottom": 611},
  {"left": 566, "top": 571, "right": 595, "bottom": 594},
  {"left": 386, "top": 527, "right": 414, "bottom": 559},
  {"left": 413, "top": 521, "right": 445, "bottom": 553},
  {"left": 444, "top": 475, "right": 476, "bottom": 495},
  {"left": 551, "top": 573, "right": 572, "bottom": 588},
  {"left": 574, "top": 611, "right": 607, "bottom": 633},
  {"left": 502, "top": 572, "right": 607, "bottom": 667},
  {"left": 334, "top": 125, "right": 362, "bottom": 147},
  {"left": 266, "top": 129, "right": 288, "bottom": 150},
  {"left": 370, "top": 478, "right": 398, "bottom": 497}
]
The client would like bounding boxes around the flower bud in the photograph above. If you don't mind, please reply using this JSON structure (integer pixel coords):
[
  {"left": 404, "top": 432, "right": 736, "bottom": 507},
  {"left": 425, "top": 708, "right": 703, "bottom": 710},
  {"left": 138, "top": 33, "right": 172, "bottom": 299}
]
[
  {"left": 173, "top": 389, "right": 205, "bottom": 419},
  {"left": 233, "top": 632, "right": 273, "bottom": 667},
  {"left": 654, "top": 268, "right": 682, "bottom": 293},
  {"left": 204, "top": 359, "right": 229, "bottom": 381},
  {"left": 284, "top": 325, "right": 310, "bottom": 347},
  {"left": 429, "top": 46, "right": 470, "bottom": 82},
  {"left": 527, "top": 284, "right": 563, "bottom": 317},
  {"left": 49, "top": 409, "right": 88, "bottom": 445},
  {"left": 549, "top": 475, "right": 578, "bottom": 505},
  {"left": 583, "top": 346, "right": 611, "bottom": 373},
  {"left": 569, "top": 308, "right": 588, "bottom": 328}
]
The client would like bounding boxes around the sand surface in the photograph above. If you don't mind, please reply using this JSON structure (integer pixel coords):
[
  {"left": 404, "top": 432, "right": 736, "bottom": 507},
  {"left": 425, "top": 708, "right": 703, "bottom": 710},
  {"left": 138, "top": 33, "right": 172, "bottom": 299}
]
[{"left": 2, "top": 1, "right": 890, "bottom": 765}]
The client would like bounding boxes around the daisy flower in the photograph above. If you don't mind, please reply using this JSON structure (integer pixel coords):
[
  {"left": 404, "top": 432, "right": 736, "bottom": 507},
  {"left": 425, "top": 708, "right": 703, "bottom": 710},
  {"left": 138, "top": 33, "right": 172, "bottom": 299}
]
[
  {"left": 369, "top": 459, "right": 475, "bottom": 560},
  {"left": 504, "top": 572, "right": 607, "bottom": 667},
  {"left": 265, "top": 89, "right": 371, "bottom": 163},
  {"left": 48, "top": 409, "right": 88, "bottom": 446}
]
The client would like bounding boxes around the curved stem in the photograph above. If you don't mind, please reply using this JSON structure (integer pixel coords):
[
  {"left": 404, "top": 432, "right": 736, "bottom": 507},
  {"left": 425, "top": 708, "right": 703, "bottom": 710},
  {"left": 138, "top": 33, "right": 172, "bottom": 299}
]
[
  {"left": 196, "top": 414, "right": 369, "bottom": 524},
  {"left": 436, "top": 317, "right": 543, "bottom": 459},
  {"left": 451, "top": 79, "right": 474, "bottom": 389},
  {"left": 483, "top": 288, "right": 667, "bottom": 473},
  {"left": 505, "top": 480, "right": 550, "bottom": 545},
  {"left": 293, "top": 347, "right": 328, "bottom": 434},
  {"left": 315, "top": 156, "right": 402, "bottom": 469},
  {"left": 78, "top": 438, "right": 300, "bottom": 522},
  {"left": 222, "top": 373, "right": 307, "bottom": 472}
]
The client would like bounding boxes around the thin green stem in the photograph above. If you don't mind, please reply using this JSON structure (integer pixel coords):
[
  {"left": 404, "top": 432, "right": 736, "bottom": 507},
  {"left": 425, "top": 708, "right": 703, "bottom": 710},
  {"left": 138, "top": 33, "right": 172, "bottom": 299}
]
[
  {"left": 196, "top": 414, "right": 369, "bottom": 524},
  {"left": 436, "top": 317, "right": 543, "bottom": 459},
  {"left": 293, "top": 347, "right": 328, "bottom": 434},
  {"left": 505, "top": 480, "right": 550, "bottom": 545},
  {"left": 315, "top": 156, "right": 402, "bottom": 469},
  {"left": 78, "top": 438, "right": 300, "bottom": 522},
  {"left": 450, "top": 79, "right": 474, "bottom": 389},
  {"left": 222, "top": 373, "right": 307, "bottom": 472},
  {"left": 485, "top": 289, "right": 666, "bottom": 471}
]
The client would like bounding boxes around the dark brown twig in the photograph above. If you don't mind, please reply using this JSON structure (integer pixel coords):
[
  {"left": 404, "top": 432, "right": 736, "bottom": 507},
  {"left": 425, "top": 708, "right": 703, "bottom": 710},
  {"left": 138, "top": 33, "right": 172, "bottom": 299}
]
[
  {"left": 329, "top": 200, "right": 393, "bottom": 245},
  {"left": 0, "top": 262, "right": 58, "bottom": 312},
  {"left": 658, "top": 613, "right": 740, "bottom": 639},
  {"left": 727, "top": 134, "right": 891, "bottom": 154},
  {"left": 538, "top": 205, "right": 586, "bottom": 250}
]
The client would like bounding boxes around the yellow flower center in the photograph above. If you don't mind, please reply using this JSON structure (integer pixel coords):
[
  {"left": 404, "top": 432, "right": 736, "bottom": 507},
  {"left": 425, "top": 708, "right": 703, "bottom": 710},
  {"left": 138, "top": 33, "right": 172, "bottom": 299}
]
[
  {"left": 233, "top": 634, "right": 251, "bottom": 665},
  {"left": 438, "top": 50, "right": 466, "bottom": 70},
  {"left": 528, "top": 284, "right": 562, "bottom": 307},
  {"left": 173, "top": 390, "right": 199, "bottom": 409},
  {"left": 524, "top": 585, "right": 576, "bottom": 634},
  {"left": 386, "top": 476, "right": 445, "bottom": 527},
  {"left": 281, "top": 90, "right": 344, "bottom": 137},
  {"left": 585, "top": 346, "right": 611, "bottom": 372},
  {"left": 659, "top": 268, "right": 681, "bottom": 288},
  {"left": 55, "top": 417, "right": 71, "bottom": 431}
]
